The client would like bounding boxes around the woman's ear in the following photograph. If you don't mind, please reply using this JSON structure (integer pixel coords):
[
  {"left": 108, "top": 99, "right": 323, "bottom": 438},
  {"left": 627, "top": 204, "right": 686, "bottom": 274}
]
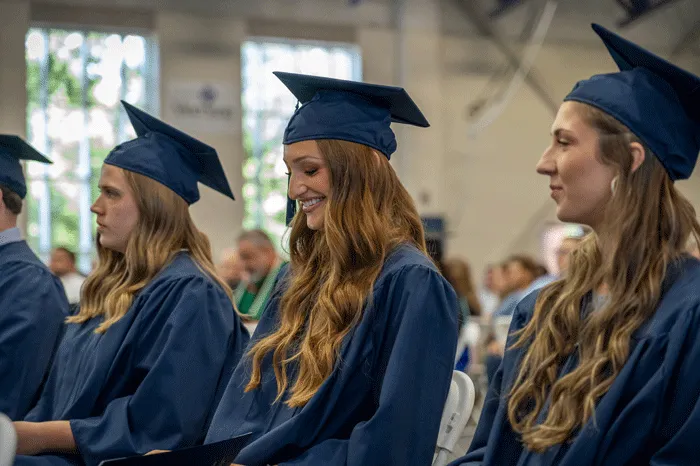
[{"left": 629, "top": 141, "right": 646, "bottom": 174}]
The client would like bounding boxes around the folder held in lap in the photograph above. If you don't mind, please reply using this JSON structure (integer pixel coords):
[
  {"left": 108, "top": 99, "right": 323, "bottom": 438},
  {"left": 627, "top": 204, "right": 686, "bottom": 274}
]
[{"left": 98, "top": 432, "right": 253, "bottom": 466}]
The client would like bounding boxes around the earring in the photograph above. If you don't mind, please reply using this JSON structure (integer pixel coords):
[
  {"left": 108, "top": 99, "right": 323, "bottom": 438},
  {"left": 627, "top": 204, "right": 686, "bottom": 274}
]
[{"left": 610, "top": 177, "right": 618, "bottom": 195}]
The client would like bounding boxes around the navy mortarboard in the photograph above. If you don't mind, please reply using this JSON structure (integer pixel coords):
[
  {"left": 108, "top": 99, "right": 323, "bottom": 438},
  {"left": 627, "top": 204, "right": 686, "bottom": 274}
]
[
  {"left": 273, "top": 72, "right": 429, "bottom": 224},
  {"left": 0, "top": 135, "right": 52, "bottom": 199},
  {"left": 565, "top": 23, "right": 700, "bottom": 181},
  {"left": 104, "top": 101, "right": 235, "bottom": 204}
]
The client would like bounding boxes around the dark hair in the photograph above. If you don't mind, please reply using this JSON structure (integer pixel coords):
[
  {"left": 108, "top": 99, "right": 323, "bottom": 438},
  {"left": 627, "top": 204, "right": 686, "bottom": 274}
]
[
  {"left": 505, "top": 254, "right": 541, "bottom": 277},
  {"left": 0, "top": 184, "right": 22, "bottom": 215}
]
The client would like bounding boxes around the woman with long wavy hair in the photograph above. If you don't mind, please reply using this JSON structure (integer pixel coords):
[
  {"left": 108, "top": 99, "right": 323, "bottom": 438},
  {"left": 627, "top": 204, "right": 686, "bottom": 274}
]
[
  {"left": 12, "top": 102, "right": 249, "bottom": 466},
  {"left": 450, "top": 24, "right": 700, "bottom": 466},
  {"left": 203, "top": 73, "right": 460, "bottom": 466}
]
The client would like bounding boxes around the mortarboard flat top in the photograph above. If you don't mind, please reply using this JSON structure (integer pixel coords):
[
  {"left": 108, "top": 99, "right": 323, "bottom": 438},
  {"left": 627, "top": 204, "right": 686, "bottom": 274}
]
[
  {"left": 565, "top": 23, "right": 700, "bottom": 181},
  {"left": 0, "top": 135, "right": 52, "bottom": 199},
  {"left": 104, "top": 101, "right": 235, "bottom": 205},
  {"left": 274, "top": 71, "right": 429, "bottom": 160}
]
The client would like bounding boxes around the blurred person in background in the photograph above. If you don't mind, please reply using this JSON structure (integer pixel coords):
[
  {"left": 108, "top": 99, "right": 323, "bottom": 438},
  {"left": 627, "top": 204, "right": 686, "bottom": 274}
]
[
  {"left": 555, "top": 235, "right": 584, "bottom": 276},
  {"left": 234, "top": 229, "right": 284, "bottom": 323},
  {"left": 478, "top": 264, "right": 502, "bottom": 317},
  {"left": 443, "top": 258, "right": 483, "bottom": 372},
  {"left": 49, "top": 246, "right": 86, "bottom": 306},
  {"left": 217, "top": 247, "right": 248, "bottom": 290}
]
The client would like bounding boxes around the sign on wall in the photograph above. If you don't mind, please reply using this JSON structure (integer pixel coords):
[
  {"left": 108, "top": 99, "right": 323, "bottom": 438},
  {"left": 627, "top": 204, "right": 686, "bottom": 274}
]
[{"left": 165, "top": 80, "right": 237, "bottom": 134}]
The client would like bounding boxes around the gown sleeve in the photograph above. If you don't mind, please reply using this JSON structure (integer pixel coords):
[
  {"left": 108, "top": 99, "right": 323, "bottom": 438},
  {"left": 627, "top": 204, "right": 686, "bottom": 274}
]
[
  {"left": 0, "top": 261, "right": 68, "bottom": 420},
  {"left": 280, "top": 265, "right": 460, "bottom": 466},
  {"left": 650, "top": 302, "right": 700, "bottom": 466},
  {"left": 69, "top": 276, "right": 235, "bottom": 466}
]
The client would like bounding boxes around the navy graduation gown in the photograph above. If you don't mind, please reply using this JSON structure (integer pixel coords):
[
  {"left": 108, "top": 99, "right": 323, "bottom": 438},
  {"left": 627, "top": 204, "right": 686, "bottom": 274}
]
[
  {"left": 206, "top": 244, "right": 460, "bottom": 466},
  {"left": 449, "top": 256, "right": 700, "bottom": 466},
  {"left": 17, "top": 252, "right": 249, "bottom": 466},
  {"left": 0, "top": 240, "right": 69, "bottom": 420}
]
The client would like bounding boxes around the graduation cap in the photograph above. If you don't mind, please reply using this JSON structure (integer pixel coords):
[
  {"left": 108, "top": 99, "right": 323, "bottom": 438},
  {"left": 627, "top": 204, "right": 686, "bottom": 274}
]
[
  {"left": 273, "top": 71, "right": 430, "bottom": 224},
  {"left": 104, "top": 101, "right": 235, "bottom": 204},
  {"left": 0, "top": 135, "right": 52, "bottom": 200},
  {"left": 565, "top": 23, "right": 700, "bottom": 181}
]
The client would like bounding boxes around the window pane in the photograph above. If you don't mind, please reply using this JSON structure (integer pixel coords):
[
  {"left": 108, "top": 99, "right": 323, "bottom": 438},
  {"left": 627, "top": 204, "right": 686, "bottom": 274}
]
[{"left": 25, "top": 27, "right": 156, "bottom": 272}]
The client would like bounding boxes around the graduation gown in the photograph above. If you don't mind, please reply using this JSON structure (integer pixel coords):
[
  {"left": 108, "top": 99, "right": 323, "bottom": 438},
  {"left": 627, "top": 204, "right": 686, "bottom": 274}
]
[
  {"left": 206, "top": 244, "right": 460, "bottom": 466},
  {"left": 16, "top": 252, "right": 250, "bottom": 466},
  {"left": 0, "top": 240, "right": 69, "bottom": 420},
  {"left": 449, "top": 256, "right": 700, "bottom": 466}
]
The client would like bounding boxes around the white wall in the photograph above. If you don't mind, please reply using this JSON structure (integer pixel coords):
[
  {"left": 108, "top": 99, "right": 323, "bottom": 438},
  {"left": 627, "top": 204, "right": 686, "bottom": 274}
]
[
  {"left": 156, "top": 12, "right": 245, "bottom": 261},
  {"left": 2, "top": 0, "right": 700, "bottom": 274},
  {"left": 441, "top": 36, "right": 700, "bottom": 273},
  {"left": 0, "top": 1, "right": 30, "bottom": 229}
]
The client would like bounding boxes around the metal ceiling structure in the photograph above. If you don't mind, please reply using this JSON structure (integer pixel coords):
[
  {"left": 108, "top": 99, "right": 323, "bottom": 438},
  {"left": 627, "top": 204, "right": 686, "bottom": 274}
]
[
  {"left": 615, "top": 0, "right": 684, "bottom": 27},
  {"left": 455, "top": 0, "right": 700, "bottom": 130}
]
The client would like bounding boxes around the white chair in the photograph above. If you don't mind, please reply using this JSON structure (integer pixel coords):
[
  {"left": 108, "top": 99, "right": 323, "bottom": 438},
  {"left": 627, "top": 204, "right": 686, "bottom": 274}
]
[
  {"left": 0, "top": 413, "right": 17, "bottom": 466},
  {"left": 454, "top": 319, "right": 481, "bottom": 365},
  {"left": 433, "top": 371, "right": 476, "bottom": 466}
]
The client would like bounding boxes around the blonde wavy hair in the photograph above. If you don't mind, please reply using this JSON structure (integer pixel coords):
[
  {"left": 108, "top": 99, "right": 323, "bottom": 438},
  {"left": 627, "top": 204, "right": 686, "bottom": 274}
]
[
  {"left": 507, "top": 102, "right": 700, "bottom": 452},
  {"left": 245, "top": 139, "right": 426, "bottom": 407},
  {"left": 67, "top": 169, "right": 232, "bottom": 333}
]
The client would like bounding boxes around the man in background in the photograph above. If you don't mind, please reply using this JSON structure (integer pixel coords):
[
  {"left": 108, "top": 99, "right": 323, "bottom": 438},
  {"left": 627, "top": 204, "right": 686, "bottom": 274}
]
[
  {"left": 49, "top": 246, "right": 86, "bottom": 305},
  {"left": 218, "top": 247, "right": 248, "bottom": 290},
  {"left": 235, "top": 229, "right": 285, "bottom": 323}
]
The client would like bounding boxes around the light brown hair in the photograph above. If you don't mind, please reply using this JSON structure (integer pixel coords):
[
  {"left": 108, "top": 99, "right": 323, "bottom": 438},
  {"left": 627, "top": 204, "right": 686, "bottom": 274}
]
[
  {"left": 68, "top": 169, "right": 232, "bottom": 333},
  {"left": 245, "top": 139, "right": 426, "bottom": 407},
  {"left": 507, "top": 102, "right": 700, "bottom": 452}
]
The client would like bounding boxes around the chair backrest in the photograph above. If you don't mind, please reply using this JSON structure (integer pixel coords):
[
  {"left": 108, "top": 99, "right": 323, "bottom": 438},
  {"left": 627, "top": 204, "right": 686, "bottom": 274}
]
[
  {"left": 454, "top": 319, "right": 482, "bottom": 365},
  {"left": 0, "top": 413, "right": 17, "bottom": 466},
  {"left": 433, "top": 371, "right": 476, "bottom": 466}
]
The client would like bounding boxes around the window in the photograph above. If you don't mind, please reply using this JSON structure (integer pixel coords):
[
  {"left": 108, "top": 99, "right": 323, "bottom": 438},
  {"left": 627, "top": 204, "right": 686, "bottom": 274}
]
[
  {"left": 25, "top": 27, "right": 158, "bottom": 273},
  {"left": 240, "top": 38, "right": 361, "bottom": 250}
]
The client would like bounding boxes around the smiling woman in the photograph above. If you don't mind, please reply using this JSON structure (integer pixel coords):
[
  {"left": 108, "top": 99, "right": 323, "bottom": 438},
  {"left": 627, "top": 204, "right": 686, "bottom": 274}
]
[
  {"left": 202, "top": 72, "right": 460, "bottom": 466},
  {"left": 283, "top": 140, "right": 330, "bottom": 231}
]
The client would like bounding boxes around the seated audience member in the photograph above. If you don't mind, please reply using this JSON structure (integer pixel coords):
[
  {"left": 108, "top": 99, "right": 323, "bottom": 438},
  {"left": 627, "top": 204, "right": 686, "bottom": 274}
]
[
  {"left": 200, "top": 73, "right": 459, "bottom": 466},
  {"left": 49, "top": 246, "right": 86, "bottom": 306},
  {"left": 234, "top": 229, "right": 284, "bottom": 322}
]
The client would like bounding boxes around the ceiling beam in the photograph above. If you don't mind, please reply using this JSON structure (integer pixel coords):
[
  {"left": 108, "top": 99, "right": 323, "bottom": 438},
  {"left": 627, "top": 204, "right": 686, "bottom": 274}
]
[
  {"left": 615, "top": 0, "right": 683, "bottom": 27},
  {"left": 454, "top": 0, "right": 559, "bottom": 114},
  {"left": 670, "top": 16, "right": 700, "bottom": 57}
]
